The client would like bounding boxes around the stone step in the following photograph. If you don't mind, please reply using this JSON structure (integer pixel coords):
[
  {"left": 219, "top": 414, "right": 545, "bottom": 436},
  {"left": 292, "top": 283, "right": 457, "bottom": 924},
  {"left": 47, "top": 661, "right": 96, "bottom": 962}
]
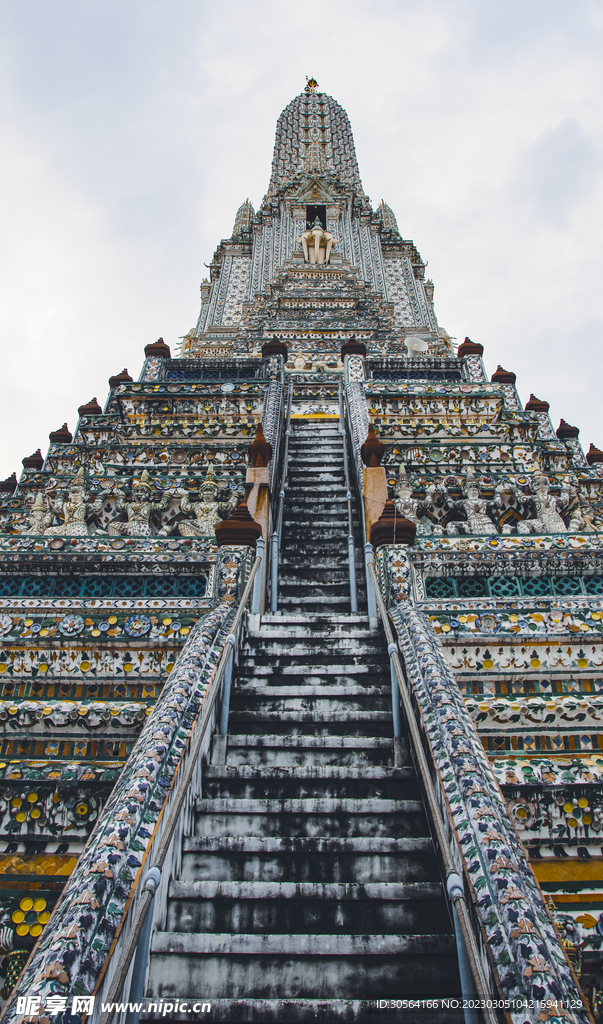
[
  {"left": 257, "top": 613, "right": 372, "bottom": 628},
  {"left": 282, "top": 518, "right": 349, "bottom": 530},
  {"left": 287, "top": 473, "right": 345, "bottom": 484},
  {"left": 203, "top": 765, "right": 415, "bottom": 800},
  {"left": 285, "top": 488, "right": 348, "bottom": 500},
  {"left": 194, "top": 798, "right": 426, "bottom": 838},
  {"left": 224, "top": 734, "right": 399, "bottom": 767},
  {"left": 150, "top": 930, "right": 455, "bottom": 958},
  {"left": 288, "top": 451, "right": 344, "bottom": 461},
  {"left": 277, "top": 596, "right": 354, "bottom": 610},
  {"left": 278, "top": 582, "right": 351, "bottom": 598},
  {"left": 283, "top": 506, "right": 351, "bottom": 518},
  {"left": 236, "top": 664, "right": 389, "bottom": 681},
  {"left": 139, "top": 998, "right": 465, "bottom": 1023},
  {"left": 165, "top": 880, "right": 448, "bottom": 935},
  {"left": 148, "top": 932, "right": 460, "bottom": 999},
  {"left": 228, "top": 708, "right": 392, "bottom": 729},
  {"left": 233, "top": 684, "right": 388, "bottom": 697},
  {"left": 180, "top": 834, "right": 435, "bottom": 883},
  {"left": 279, "top": 536, "right": 353, "bottom": 549},
  {"left": 227, "top": 719, "right": 393, "bottom": 738},
  {"left": 234, "top": 675, "right": 389, "bottom": 692},
  {"left": 229, "top": 697, "right": 391, "bottom": 719},
  {"left": 238, "top": 656, "right": 388, "bottom": 670},
  {"left": 240, "top": 639, "right": 387, "bottom": 656}
]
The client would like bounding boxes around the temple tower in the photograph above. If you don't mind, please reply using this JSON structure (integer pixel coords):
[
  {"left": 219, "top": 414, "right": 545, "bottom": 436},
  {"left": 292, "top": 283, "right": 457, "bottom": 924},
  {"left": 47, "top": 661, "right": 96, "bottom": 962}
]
[{"left": 0, "top": 80, "right": 599, "bottom": 1022}]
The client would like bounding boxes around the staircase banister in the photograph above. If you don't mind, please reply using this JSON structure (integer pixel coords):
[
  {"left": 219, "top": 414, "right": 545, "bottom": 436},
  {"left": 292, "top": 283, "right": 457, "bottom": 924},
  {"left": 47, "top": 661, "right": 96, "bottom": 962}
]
[
  {"left": 277, "top": 380, "right": 294, "bottom": 546},
  {"left": 95, "top": 554, "right": 262, "bottom": 1024},
  {"left": 342, "top": 383, "right": 368, "bottom": 541},
  {"left": 269, "top": 379, "right": 293, "bottom": 611},
  {"left": 340, "top": 387, "right": 358, "bottom": 613},
  {"left": 366, "top": 561, "right": 497, "bottom": 1018}
]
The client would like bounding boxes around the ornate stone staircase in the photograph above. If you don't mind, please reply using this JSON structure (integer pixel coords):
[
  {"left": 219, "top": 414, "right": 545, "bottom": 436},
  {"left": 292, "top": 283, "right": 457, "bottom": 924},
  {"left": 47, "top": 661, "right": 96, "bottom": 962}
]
[{"left": 144, "top": 420, "right": 462, "bottom": 1021}]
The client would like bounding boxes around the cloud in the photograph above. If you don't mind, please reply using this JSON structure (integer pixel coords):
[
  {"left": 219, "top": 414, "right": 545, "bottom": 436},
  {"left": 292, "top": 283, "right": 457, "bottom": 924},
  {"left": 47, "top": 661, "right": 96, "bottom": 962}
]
[{"left": 511, "top": 118, "right": 602, "bottom": 227}]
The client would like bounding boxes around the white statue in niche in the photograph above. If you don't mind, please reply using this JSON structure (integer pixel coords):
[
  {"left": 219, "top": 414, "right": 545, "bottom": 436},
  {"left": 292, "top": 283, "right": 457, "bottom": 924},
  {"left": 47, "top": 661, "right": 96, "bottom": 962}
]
[
  {"left": 14, "top": 492, "right": 52, "bottom": 535},
  {"left": 393, "top": 464, "right": 419, "bottom": 524},
  {"left": 45, "top": 468, "right": 103, "bottom": 536},
  {"left": 299, "top": 217, "right": 337, "bottom": 265},
  {"left": 517, "top": 466, "right": 568, "bottom": 534},
  {"left": 460, "top": 470, "right": 498, "bottom": 535},
  {"left": 107, "top": 470, "right": 170, "bottom": 537},
  {"left": 178, "top": 465, "right": 239, "bottom": 537}
]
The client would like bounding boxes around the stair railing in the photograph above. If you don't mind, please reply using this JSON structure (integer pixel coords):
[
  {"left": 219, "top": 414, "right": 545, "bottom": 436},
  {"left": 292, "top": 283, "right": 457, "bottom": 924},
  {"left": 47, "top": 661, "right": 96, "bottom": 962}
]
[
  {"left": 366, "top": 561, "right": 498, "bottom": 1024},
  {"left": 340, "top": 405, "right": 358, "bottom": 614},
  {"left": 96, "top": 554, "right": 262, "bottom": 1024},
  {"left": 342, "top": 386, "right": 378, "bottom": 619},
  {"left": 270, "top": 380, "right": 293, "bottom": 612}
]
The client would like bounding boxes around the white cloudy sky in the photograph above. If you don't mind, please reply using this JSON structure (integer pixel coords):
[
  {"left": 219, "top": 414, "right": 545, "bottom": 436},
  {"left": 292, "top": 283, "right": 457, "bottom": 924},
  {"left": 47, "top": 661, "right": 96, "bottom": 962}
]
[{"left": 0, "top": 0, "right": 602, "bottom": 479}]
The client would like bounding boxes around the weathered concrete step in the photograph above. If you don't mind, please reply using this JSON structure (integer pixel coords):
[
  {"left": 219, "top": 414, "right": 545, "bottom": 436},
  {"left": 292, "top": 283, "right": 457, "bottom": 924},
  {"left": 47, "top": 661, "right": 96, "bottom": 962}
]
[
  {"left": 196, "top": 798, "right": 420, "bottom": 815},
  {"left": 280, "top": 541, "right": 352, "bottom": 555},
  {"left": 151, "top": 931, "right": 453, "bottom": 956},
  {"left": 286, "top": 480, "right": 348, "bottom": 490},
  {"left": 168, "top": 880, "right": 442, "bottom": 900},
  {"left": 278, "top": 586, "right": 351, "bottom": 600},
  {"left": 288, "top": 441, "right": 343, "bottom": 449},
  {"left": 228, "top": 709, "right": 392, "bottom": 724},
  {"left": 240, "top": 640, "right": 388, "bottom": 656},
  {"left": 165, "top": 882, "right": 449, "bottom": 934},
  {"left": 227, "top": 720, "right": 393, "bottom": 738},
  {"left": 282, "top": 518, "right": 348, "bottom": 529},
  {"left": 278, "top": 597, "right": 356, "bottom": 610},
  {"left": 240, "top": 644, "right": 387, "bottom": 660},
  {"left": 278, "top": 554, "right": 359, "bottom": 567},
  {"left": 206, "top": 766, "right": 411, "bottom": 781},
  {"left": 235, "top": 662, "right": 387, "bottom": 679},
  {"left": 235, "top": 675, "right": 389, "bottom": 692},
  {"left": 279, "top": 575, "right": 351, "bottom": 587},
  {"left": 229, "top": 699, "right": 391, "bottom": 719},
  {"left": 225, "top": 733, "right": 398, "bottom": 766},
  {"left": 140, "top": 998, "right": 466, "bottom": 1023},
  {"left": 204, "top": 764, "right": 415, "bottom": 800},
  {"left": 195, "top": 800, "right": 426, "bottom": 838},
  {"left": 224, "top": 734, "right": 394, "bottom": 749},
  {"left": 284, "top": 503, "right": 348, "bottom": 514},
  {"left": 148, "top": 933, "right": 460, "bottom": 999},
  {"left": 256, "top": 614, "right": 373, "bottom": 631},
  {"left": 277, "top": 593, "right": 352, "bottom": 607},
  {"left": 233, "top": 684, "right": 389, "bottom": 697},
  {"left": 181, "top": 834, "right": 436, "bottom": 884},
  {"left": 286, "top": 491, "right": 347, "bottom": 502},
  {"left": 287, "top": 474, "right": 344, "bottom": 482},
  {"left": 290, "top": 458, "right": 344, "bottom": 467},
  {"left": 259, "top": 614, "right": 371, "bottom": 626},
  {"left": 183, "top": 835, "right": 430, "bottom": 855},
  {"left": 288, "top": 453, "right": 345, "bottom": 460}
]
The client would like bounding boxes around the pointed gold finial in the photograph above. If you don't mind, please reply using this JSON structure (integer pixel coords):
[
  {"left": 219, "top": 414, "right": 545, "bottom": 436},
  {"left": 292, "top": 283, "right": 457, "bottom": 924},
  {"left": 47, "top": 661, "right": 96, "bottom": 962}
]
[{"left": 305, "top": 77, "right": 318, "bottom": 94}]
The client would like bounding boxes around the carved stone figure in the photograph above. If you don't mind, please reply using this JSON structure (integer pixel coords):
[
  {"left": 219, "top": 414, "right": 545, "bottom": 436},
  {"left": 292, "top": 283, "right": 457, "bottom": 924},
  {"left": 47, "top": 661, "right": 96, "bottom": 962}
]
[
  {"left": 460, "top": 471, "right": 498, "bottom": 535},
  {"left": 299, "top": 217, "right": 337, "bottom": 265},
  {"left": 568, "top": 500, "right": 596, "bottom": 533},
  {"left": 14, "top": 491, "right": 52, "bottom": 535},
  {"left": 518, "top": 467, "right": 568, "bottom": 534},
  {"left": 415, "top": 483, "right": 446, "bottom": 536},
  {"left": 45, "top": 468, "right": 103, "bottom": 536},
  {"left": 107, "top": 470, "right": 169, "bottom": 537},
  {"left": 178, "top": 466, "right": 239, "bottom": 537},
  {"left": 393, "top": 465, "right": 419, "bottom": 524}
]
